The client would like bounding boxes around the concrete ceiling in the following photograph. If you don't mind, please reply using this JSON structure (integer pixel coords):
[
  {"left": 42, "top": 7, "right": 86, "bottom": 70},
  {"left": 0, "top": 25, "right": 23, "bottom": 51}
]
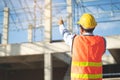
[
  {"left": 0, "top": 53, "right": 69, "bottom": 70},
  {"left": 106, "top": 35, "right": 120, "bottom": 63}
]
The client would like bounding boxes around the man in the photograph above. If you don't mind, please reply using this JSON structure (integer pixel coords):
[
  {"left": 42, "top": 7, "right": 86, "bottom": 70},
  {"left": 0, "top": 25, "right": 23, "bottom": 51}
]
[{"left": 58, "top": 13, "right": 106, "bottom": 80}]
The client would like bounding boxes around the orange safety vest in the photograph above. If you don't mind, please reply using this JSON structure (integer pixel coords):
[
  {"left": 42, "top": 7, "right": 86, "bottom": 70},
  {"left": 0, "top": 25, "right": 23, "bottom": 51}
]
[{"left": 71, "top": 35, "right": 106, "bottom": 80}]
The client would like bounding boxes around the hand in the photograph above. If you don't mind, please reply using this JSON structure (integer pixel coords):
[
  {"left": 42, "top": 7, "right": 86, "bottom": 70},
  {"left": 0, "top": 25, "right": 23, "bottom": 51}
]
[{"left": 58, "top": 17, "right": 64, "bottom": 26}]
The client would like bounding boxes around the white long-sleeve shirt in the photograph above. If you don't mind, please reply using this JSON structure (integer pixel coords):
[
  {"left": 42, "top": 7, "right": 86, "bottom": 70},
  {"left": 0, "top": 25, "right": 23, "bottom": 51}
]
[
  {"left": 59, "top": 24, "right": 94, "bottom": 47},
  {"left": 59, "top": 25, "right": 76, "bottom": 47}
]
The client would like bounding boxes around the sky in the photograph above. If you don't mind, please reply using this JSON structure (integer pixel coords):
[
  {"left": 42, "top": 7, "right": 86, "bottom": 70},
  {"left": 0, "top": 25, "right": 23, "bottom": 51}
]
[
  {"left": 94, "top": 21, "right": 120, "bottom": 36},
  {"left": 0, "top": 0, "right": 120, "bottom": 44}
]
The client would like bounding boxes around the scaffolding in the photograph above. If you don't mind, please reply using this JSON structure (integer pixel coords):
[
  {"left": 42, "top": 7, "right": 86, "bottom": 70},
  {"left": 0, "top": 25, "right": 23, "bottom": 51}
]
[{"left": 0, "top": 0, "right": 120, "bottom": 43}]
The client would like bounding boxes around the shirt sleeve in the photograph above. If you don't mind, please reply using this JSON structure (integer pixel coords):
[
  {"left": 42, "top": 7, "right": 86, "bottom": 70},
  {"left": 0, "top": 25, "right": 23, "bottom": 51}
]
[{"left": 59, "top": 24, "right": 76, "bottom": 47}]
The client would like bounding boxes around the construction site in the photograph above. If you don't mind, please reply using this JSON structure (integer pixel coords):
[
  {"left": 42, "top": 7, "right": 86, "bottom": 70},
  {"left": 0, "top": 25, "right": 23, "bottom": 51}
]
[{"left": 0, "top": 0, "right": 120, "bottom": 80}]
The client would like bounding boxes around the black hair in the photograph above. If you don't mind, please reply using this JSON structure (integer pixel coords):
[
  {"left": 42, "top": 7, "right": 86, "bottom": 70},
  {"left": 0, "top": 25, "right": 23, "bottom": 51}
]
[{"left": 80, "top": 25, "right": 95, "bottom": 33}]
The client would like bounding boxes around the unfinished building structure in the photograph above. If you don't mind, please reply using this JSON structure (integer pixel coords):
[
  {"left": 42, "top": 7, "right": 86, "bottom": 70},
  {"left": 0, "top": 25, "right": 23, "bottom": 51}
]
[{"left": 0, "top": 0, "right": 120, "bottom": 80}]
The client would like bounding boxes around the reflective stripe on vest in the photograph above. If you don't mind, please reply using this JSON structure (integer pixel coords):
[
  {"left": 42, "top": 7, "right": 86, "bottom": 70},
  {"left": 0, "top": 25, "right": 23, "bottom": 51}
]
[
  {"left": 72, "top": 61, "right": 102, "bottom": 67},
  {"left": 71, "top": 73, "right": 102, "bottom": 79}
]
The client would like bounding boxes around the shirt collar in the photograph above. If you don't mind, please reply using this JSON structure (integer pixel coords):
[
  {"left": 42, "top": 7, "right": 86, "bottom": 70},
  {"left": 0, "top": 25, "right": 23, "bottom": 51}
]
[{"left": 82, "top": 32, "right": 94, "bottom": 36}]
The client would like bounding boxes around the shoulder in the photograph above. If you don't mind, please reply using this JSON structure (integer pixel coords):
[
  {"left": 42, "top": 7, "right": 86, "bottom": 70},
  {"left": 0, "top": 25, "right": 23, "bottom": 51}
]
[
  {"left": 94, "top": 35, "right": 105, "bottom": 40},
  {"left": 74, "top": 35, "right": 83, "bottom": 39},
  {"left": 73, "top": 35, "right": 85, "bottom": 43},
  {"left": 95, "top": 35, "right": 106, "bottom": 45}
]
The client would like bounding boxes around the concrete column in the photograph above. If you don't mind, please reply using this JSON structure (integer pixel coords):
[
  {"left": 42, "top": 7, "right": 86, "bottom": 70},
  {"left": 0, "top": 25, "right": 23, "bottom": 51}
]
[
  {"left": 67, "top": 0, "right": 72, "bottom": 32},
  {"left": 44, "top": 0, "right": 52, "bottom": 79},
  {"left": 44, "top": 0, "right": 52, "bottom": 42},
  {"left": 2, "top": 7, "right": 9, "bottom": 44},
  {"left": 28, "top": 24, "right": 33, "bottom": 42},
  {"left": 44, "top": 53, "right": 52, "bottom": 80}
]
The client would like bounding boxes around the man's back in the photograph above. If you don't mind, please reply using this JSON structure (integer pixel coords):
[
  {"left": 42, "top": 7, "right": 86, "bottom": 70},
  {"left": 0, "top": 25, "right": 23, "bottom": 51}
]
[
  {"left": 71, "top": 35, "right": 106, "bottom": 80},
  {"left": 72, "top": 35, "right": 105, "bottom": 62}
]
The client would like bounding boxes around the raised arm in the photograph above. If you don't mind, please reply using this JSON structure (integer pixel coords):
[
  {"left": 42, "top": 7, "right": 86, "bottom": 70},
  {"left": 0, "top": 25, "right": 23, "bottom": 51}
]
[{"left": 58, "top": 18, "right": 76, "bottom": 47}]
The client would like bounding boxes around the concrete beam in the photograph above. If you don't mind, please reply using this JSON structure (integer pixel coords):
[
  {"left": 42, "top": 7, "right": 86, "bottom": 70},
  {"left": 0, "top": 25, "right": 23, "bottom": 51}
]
[
  {"left": 2, "top": 7, "right": 9, "bottom": 44},
  {"left": 105, "top": 35, "right": 120, "bottom": 49},
  {"left": 105, "top": 35, "right": 120, "bottom": 64},
  {"left": 0, "top": 42, "right": 69, "bottom": 56},
  {"left": 109, "top": 49, "right": 120, "bottom": 63},
  {"left": 0, "top": 54, "right": 44, "bottom": 63}
]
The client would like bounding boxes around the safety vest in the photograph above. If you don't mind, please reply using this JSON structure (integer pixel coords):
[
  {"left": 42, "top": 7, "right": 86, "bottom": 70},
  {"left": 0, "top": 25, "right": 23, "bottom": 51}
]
[{"left": 71, "top": 35, "right": 105, "bottom": 80}]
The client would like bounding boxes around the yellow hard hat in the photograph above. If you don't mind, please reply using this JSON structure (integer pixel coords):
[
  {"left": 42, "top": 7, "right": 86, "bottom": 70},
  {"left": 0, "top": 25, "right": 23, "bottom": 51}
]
[{"left": 77, "top": 13, "right": 97, "bottom": 29}]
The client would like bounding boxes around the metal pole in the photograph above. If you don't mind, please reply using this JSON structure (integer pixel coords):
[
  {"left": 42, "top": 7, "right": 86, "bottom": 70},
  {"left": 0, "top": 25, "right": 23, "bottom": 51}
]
[
  {"left": 67, "top": 0, "right": 73, "bottom": 32},
  {"left": 34, "top": 0, "right": 37, "bottom": 42}
]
